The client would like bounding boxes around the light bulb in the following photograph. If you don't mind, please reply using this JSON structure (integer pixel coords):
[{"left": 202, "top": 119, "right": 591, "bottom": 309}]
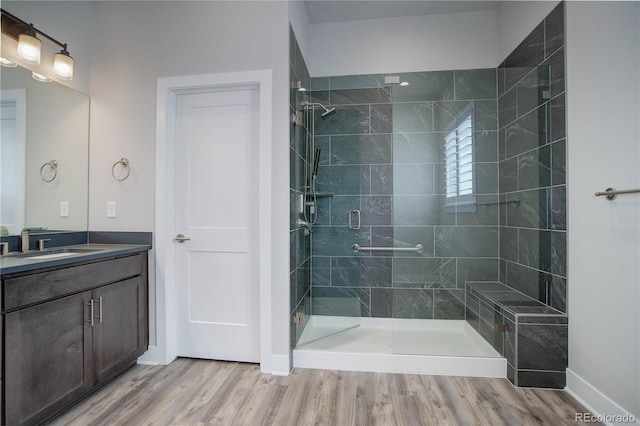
[
  {"left": 53, "top": 51, "right": 74, "bottom": 80},
  {"left": 17, "top": 33, "right": 41, "bottom": 64}
]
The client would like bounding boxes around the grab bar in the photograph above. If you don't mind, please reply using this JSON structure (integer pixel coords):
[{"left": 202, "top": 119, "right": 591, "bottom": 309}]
[
  {"left": 595, "top": 187, "right": 640, "bottom": 201},
  {"left": 352, "top": 244, "right": 424, "bottom": 254}
]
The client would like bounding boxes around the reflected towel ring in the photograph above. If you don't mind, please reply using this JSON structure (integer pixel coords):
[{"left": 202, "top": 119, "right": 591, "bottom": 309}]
[
  {"left": 112, "top": 158, "right": 130, "bottom": 181},
  {"left": 40, "top": 160, "right": 58, "bottom": 182}
]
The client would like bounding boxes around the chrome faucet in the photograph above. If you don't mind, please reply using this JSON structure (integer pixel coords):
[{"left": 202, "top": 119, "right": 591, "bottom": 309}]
[{"left": 21, "top": 228, "right": 30, "bottom": 252}]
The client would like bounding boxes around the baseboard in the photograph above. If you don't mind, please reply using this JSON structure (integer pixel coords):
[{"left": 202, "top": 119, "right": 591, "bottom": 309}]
[
  {"left": 268, "top": 354, "right": 291, "bottom": 376},
  {"left": 137, "top": 345, "right": 175, "bottom": 366},
  {"left": 566, "top": 369, "right": 639, "bottom": 425}
]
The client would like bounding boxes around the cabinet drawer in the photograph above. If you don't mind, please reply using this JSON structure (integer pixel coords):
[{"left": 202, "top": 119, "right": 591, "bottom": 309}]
[{"left": 3, "top": 253, "right": 144, "bottom": 311}]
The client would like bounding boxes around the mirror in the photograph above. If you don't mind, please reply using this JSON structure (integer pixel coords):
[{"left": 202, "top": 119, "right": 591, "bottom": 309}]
[{"left": 1, "top": 64, "right": 89, "bottom": 235}]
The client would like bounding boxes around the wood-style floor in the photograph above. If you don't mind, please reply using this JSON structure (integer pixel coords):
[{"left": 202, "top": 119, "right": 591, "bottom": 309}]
[{"left": 52, "top": 358, "right": 599, "bottom": 426}]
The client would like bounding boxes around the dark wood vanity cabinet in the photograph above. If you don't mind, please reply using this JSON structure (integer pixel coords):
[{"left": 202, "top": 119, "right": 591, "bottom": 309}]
[{"left": 1, "top": 252, "right": 149, "bottom": 425}]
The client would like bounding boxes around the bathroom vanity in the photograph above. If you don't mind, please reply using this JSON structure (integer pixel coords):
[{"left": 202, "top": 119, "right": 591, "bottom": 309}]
[{"left": 0, "top": 244, "right": 150, "bottom": 425}]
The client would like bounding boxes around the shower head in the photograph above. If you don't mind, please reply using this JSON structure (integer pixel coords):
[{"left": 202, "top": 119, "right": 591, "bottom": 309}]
[
  {"left": 305, "top": 102, "right": 336, "bottom": 118},
  {"left": 321, "top": 106, "right": 336, "bottom": 117}
]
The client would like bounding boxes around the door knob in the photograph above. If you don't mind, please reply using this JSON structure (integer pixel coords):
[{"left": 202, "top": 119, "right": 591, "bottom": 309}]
[{"left": 175, "top": 233, "right": 191, "bottom": 243}]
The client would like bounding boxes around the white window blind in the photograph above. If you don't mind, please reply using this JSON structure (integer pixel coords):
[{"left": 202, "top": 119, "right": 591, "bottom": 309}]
[{"left": 444, "top": 111, "right": 475, "bottom": 207}]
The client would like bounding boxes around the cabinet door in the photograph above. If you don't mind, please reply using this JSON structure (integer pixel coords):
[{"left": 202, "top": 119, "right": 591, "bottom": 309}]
[
  {"left": 4, "top": 291, "right": 93, "bottom": 425},
  {"left": 92, "top": 277, "right": 143, "bottom": 385}
]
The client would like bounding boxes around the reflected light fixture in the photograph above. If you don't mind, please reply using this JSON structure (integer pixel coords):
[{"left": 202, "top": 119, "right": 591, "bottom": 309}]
[
  {"left": 0, "top": 57, "right": 17, "bottom": 67},
  {"left": 1, "top": 8, "right": 74, "bottom": 80},
  {"left": 32, "top": 71, "right": 52, "bottom": 82}
]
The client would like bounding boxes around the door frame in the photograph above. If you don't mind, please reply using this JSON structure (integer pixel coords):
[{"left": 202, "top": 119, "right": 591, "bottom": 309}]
[{"left": 149, "top": 70, "right": 273, "bottom": 373}]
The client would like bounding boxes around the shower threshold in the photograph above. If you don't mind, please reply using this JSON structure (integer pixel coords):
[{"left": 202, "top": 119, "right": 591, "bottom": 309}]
[{"left": 293, "top": 316, "right": 506, "bottom": 378}]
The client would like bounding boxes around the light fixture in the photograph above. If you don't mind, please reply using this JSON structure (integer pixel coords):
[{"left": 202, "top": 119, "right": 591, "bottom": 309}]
[
  {"left": 1, "top": 8, "right": 74, "bottom": 80},
  {"left": 17, "top": 24, "right": 41, "bottom": 64},
  {"left": 292, "top": 80, "right": 307, "bottom": 92},
  {"left": 53, "top": 46, "right": 73, "bottom": 80},
  {"left": 400, "top": 81, "right": 410, "bottom": 87}
]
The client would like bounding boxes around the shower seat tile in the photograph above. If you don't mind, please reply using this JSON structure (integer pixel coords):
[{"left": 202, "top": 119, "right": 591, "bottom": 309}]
[
  {"left": 518, "top": 324, "right": 567, "bottom": 371},
  {"left": 479, "top": 301, "right": 504, "bottom": 354},
  {"left": 517, "top": 370, "right": 566, "bottom": 389},
  {"left": 465, "top": 290, "right": 481, "bottom": 332}
]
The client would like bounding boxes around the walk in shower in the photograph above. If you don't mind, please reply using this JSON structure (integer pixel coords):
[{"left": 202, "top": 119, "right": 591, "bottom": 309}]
[{"left": 289, "top": 2, "right": 567, "bottom": 382}]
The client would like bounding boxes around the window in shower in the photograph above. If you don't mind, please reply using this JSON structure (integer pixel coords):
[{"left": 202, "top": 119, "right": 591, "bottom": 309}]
[{"left": 445, "top": 106, "right": 475, "bottom": 211}]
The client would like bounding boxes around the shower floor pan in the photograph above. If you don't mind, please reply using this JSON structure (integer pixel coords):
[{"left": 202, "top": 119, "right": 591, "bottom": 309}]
[{"left": 293, "top": 316, "right": 506, "bottom": 378}]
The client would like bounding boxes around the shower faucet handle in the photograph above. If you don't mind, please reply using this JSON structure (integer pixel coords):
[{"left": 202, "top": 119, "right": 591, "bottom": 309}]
[{"left": 348, "top": 209, "right": 361, "bottom": 230}]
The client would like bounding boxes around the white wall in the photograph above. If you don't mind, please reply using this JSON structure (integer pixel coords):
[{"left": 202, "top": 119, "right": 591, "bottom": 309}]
[
  {"left": 1, "top": 1, "right": 92, "bottom": 94},
  {"left": 306, "top": 10, "right": 498, "bottom": 76},
  {"left": 566, "top": 2, "right": 640, "bottom": 421},
  {"left": 88, "top": 1, "right": 290, "bottom": 372},
  {"left": 496, "top": 1, "right": 559, "bottom": 63},
  {"left": 288, "top": 0, "right": 310, "bottom": 62}
]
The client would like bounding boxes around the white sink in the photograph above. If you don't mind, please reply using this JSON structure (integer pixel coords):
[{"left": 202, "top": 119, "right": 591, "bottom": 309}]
[{"left": 24, "top": 252, "right": 83, "bottom": 260}]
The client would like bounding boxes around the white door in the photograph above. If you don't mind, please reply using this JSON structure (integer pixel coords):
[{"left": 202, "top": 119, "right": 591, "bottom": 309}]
[{"left": 174, "top": 88, "right": 259, "bottom": 363}]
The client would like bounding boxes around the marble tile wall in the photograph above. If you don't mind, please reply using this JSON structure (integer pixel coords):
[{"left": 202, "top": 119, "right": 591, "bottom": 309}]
[
  {"left": 289, "top": 27, "right": 311, "bottom": 352},
  {"left": 498, "top": 2, "right": 567, "bottom": 313},
  {"left": 309, "top": 68, "right": 500, "bottom": 319}
]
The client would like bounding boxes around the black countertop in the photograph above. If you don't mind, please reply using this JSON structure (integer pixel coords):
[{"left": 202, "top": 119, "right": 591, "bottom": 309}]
[{"left": 0, "top": 243, "right": 151, "bottom": 275}]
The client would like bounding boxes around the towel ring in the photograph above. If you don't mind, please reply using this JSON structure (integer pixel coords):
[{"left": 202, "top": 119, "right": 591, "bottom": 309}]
[
  {"left": 40, "top": 160, "right": 58, "bottom": 182},
  {"left": 112, "top": 158, "right": 130, "bottom": 181}
]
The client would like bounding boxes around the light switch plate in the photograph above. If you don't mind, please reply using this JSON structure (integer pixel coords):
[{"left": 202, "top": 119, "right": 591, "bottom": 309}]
[
  {"left": 107, "top": 201, "right": 117, "bottom": 218},
  {"left": 60, "top": 201, "right": 69, "bottom": 217}
]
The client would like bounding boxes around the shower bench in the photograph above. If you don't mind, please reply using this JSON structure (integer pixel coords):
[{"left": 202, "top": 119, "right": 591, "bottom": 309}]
[{"left": 465, "top": 281, "right": 568, "bottom": 389}]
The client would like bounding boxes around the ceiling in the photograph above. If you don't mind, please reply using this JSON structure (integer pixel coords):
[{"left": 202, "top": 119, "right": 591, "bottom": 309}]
[{"left": 304, "top": 1, "right": 501, "bottom": 24}]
